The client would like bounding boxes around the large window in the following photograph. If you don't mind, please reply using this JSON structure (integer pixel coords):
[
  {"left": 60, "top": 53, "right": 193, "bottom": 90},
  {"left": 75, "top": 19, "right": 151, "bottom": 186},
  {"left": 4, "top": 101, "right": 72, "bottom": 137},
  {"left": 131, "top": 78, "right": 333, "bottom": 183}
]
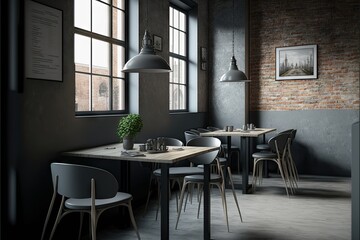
[
  {"left": 169, "top": 5, "right": 188, "bottom": 111},
  {"left": 74, "top": 0, "right": 126, "bottom": 114}
]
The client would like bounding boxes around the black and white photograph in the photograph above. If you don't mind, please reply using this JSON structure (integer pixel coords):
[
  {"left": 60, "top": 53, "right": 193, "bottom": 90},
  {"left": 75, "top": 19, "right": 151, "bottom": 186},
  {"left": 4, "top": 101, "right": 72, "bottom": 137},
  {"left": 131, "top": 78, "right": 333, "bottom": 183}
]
[{"left": 276, "top": 45, "right": 317, "bottom": 80}]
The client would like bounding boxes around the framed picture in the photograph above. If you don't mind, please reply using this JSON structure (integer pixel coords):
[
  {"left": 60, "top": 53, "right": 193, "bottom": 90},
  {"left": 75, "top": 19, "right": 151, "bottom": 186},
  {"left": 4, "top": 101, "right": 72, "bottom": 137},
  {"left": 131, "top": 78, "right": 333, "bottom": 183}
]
[
  {"left": 275, "top": 44, "right": 317, "bottom": 80},
  {"left": 200, "top": 47, "right": 207, "bottom": 62},
  {"left": 200, "top": 47, "right": 207, "bottom": 71},
  {"left": 25, "top": 0, "right": 63, "bottom": 82},
  {"left": 201, "top": 62, "right": 207, "bottom": 71},
  {"left": 153, "top": 35, "right": 162, "bottom": 51}
]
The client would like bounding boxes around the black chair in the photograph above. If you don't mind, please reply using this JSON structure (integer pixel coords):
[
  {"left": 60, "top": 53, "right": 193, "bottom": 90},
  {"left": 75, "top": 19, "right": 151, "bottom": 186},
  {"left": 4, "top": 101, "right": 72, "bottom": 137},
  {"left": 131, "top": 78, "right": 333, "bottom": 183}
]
[
  {"left": 252, "top": 133, "right": 293, "bottom": 196},
  {"left": 175, "top": 137, "right": 243, "bottom": 232},
  {"left": 256, "top": 129, "right": 294, "bottom": 177},
  {"left": 284, "top": 129, "right": 299, "bottom": 190}
]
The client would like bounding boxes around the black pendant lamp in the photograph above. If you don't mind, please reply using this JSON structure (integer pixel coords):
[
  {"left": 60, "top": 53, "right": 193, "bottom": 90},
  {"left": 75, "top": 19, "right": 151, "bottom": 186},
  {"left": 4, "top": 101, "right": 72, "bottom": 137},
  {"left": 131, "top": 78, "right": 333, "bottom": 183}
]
[
  {"left": 220, "top": 0, "right": 250, "bottom": 82},
  {"left": 122, "top": 0, "right": 171, "bottom": 73}
]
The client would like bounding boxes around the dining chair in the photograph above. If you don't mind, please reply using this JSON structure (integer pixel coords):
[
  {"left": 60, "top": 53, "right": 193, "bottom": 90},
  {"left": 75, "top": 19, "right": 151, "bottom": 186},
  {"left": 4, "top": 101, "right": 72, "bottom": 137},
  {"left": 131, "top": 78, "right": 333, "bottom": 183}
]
[
  {"left": 184, "top": 130, "right": 200, "bottom": 145},
  {"left": 256, "top": 129, "right": 294, "bottom": 152},
  {"left": 284, "top": 129, "right": 299, "bottom": 190},
  {"left": 144, "top": 137, "right": 204, "bottom": 220},
  {"left": 252, "top": 133, "right": 293, "bottom": 196},
  {"left": 206, "top": 126, "right": 241, "bottom": 174},
  {"left": 175, "top": 137, "right": 243, "bottom": 232},
  {"left": 255, "top": 129, "right": 294, "bottom": 177},
  {"left": 41, "top": 163, "right": 140, "bottom": 240}
]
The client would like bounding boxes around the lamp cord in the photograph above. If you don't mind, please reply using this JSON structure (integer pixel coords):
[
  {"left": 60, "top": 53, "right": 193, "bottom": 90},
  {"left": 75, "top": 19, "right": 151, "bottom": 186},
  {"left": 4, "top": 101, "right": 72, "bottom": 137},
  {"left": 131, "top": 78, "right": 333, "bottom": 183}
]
[
  {"left": 146, "top": 0, "right": 149, "bottom": 29},
  {"left": 232, "top": 0, "right": 234, "bottom": 56}
]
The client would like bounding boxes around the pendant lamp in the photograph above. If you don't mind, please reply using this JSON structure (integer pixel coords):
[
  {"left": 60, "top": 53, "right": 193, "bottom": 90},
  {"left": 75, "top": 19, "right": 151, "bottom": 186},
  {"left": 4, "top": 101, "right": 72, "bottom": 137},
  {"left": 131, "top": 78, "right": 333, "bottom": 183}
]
[
  {"left": 122, "top": 0, "right": 171, "bottom": 73},
  {"left": 220, "top": 0, "right": 250, "bottom": 82}
]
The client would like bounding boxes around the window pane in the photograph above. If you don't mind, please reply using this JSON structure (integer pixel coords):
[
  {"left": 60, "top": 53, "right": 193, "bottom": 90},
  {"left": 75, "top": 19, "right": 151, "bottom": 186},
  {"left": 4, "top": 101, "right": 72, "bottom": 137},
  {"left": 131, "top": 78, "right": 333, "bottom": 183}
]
[
  {"left": 75, "top": 0, "right": 90, "bottom": 30},
  {"left": 173, "top": 8, "right": 179, "bottom": 29},
  {"left": 113, "top": 8, "right": 125, "bottom": 41},
  {"left": 92, "top": 0, "right": 110, "bottom": 37},
  {"left": 113, "top": 44, "right": 125, "bottom": 78},
  {"left": 169, "top": 7, "right": 173, "bottom": 26},
  {"left": 170, "top": 57, "right": 178, "bottom": 83},
  {"left": 179, "top": 32, "right": 186, "bottom": 56},
  {"left": 92, "top": 39, "right": 110, "bottom": 75},
  {"left": 75, "top": 73, "right": 91, "bottom": 111},
  {"left": 179, "top": 12, "right": 186, "bottom": 31},
  {"left": 113, "top": 78, "right": 125, "bottom": 110},
  {"left": 178, "top": 85, "right": 186, "bottom": 109},
  {"left": 75, "top": 34, "right": 91, "bottom": 72},
  {"left": 169, "top": 28, "right": 174, "bottom": 53},
  {"left": 173, "top": 29, "right": 179, "bottom": 54},
  {"left": 92, "top": 76, "right": 110, "bottom": 111},
  {"left": 169, "top": 83, "right": 186, "bottom": 110},
  {"left": 113, "top": 0, "right": 125, "bottom": 10},
  {"left": 179, "top": 59, "right": 186, "bottom": 84}
]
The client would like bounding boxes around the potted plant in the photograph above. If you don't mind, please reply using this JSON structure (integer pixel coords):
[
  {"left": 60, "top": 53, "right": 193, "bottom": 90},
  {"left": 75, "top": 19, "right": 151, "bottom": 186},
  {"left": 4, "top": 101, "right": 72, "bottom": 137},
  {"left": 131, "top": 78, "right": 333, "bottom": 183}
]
[{"left": 117, "top": 114, "right": 143, "bottom": 150}]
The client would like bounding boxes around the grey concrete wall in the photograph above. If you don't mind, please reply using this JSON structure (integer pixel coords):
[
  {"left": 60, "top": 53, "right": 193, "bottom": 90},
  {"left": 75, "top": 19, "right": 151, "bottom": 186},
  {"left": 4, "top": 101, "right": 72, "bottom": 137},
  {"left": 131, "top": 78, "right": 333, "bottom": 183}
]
[
  {"left": 352, "top": 121, "right": 359, "bottom": 240},
  {"left": 250, "top": 110, "right": 359, "bottom": 177},
  {"left": 208, "top": 0, "right": 249, "bottom": 138}
]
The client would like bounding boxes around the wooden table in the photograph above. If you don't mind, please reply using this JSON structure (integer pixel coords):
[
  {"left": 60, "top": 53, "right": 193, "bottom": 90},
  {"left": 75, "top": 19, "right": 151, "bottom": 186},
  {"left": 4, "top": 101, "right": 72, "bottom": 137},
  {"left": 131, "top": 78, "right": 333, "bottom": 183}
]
[
  {"left": 200, "top": 128, "right": 276, "bottom": 193},
  {"left": 63, "top": 143, "right": 219, "bottom": 240}
]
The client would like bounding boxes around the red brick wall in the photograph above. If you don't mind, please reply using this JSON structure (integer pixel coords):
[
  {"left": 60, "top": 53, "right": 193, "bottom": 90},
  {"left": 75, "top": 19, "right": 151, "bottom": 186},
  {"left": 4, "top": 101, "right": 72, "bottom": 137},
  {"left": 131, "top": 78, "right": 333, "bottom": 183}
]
[{"left": 249, "top": 0, "right": 359, "bottom": 111}]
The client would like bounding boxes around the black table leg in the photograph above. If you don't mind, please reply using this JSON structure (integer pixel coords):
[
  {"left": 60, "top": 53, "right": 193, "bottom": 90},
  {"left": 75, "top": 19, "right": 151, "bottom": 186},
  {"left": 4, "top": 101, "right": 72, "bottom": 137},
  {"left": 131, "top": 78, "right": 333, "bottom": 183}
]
[
  {"left": 203, "top": 163, "right": 211, "bottom": 240},
  {"left": 160, "top": 164, "right": 169, "bottom": 240},
  {"left": 241, "top": 137, "right": 250, "bottom": 194},
  {"left": 224, "top": 136, "right": 232, "bottom": 187}
]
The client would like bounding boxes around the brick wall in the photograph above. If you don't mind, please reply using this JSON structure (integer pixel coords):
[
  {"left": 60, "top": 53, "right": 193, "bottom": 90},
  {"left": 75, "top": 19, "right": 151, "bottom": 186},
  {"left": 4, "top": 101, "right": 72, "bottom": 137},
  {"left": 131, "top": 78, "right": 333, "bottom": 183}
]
[{"left": 249, "top": 0, "right": 360, "bottom": 111}]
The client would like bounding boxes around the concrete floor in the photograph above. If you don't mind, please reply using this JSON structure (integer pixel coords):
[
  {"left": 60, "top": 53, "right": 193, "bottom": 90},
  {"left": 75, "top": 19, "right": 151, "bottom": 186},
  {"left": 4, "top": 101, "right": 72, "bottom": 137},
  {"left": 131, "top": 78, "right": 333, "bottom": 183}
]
[{"left": 96, "top": 174, "right": 351, "bottom": 240}]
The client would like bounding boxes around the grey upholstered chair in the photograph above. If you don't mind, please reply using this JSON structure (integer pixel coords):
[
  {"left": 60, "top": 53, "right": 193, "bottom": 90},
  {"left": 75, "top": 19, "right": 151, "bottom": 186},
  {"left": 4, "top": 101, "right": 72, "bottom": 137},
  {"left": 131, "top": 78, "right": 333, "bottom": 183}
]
[
  {"left": 41, "top": 163, "right": 140, "bottom": 240},
  {"left": 175, "top": 137, "right": 243, "bottom": 232}
]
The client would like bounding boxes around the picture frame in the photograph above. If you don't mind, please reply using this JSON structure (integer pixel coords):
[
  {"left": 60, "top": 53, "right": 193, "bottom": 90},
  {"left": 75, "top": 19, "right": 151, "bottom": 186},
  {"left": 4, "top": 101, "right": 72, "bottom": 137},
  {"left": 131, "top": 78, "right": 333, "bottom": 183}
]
[
  {"left": 201, "top": 62, "right": 207, "bottom": 71},
  {"left": 200, "top": 47, "right": 207, "bottom": 62},
  {"left": 200, "top": 47, "right": 207, "bottom": 71},
  {"left": 153, "top": 35, "right": 162, "bottom": 51},
  {"left": 25, "top": 0, "right": 63, "bottom": 82},
  {"left": 275, "top": 44, "right": 317, "bottom": 80}
]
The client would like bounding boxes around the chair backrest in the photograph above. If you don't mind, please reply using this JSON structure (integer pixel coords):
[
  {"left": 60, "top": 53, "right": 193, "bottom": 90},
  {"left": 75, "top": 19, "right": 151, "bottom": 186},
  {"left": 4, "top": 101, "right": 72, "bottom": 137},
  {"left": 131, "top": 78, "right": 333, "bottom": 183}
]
[
  {"left": 278, "top": 129, "right": 294, "bottom": 135},
  {"left": 184, "top": 130, "right": 200, "bottom": 144},
  {"left": 186, "top": 137, "right": 221, "bottom": 165},
  {"left": 207, "top": 126, "right": 220, "bottom": 131},
  {"left": 162, "top": 137, "right": 184, "bottom": 146},
  {"left": 51, "top": 163, "right": 118, "bottom": 199},
  {"left": 290, "top": 129, "right": 297, "bottom": 141},
  {"left": 268, "top": 133, "right": 290, "bottom": 155},
  {"left": 197, "top": 128, "right": 210, "bottom": 133}
]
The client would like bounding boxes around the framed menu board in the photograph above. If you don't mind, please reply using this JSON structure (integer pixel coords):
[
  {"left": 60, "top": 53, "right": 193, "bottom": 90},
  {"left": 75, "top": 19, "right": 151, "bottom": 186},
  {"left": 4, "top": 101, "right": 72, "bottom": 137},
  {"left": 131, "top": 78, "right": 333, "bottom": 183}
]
[{"left": 25, "top": 1, "right": 63, "bottom": 82}]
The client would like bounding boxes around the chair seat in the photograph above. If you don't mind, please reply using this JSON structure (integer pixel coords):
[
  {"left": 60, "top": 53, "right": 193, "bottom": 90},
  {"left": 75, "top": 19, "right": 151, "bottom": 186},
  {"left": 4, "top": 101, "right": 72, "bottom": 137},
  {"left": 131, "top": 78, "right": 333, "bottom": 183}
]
[
  {"left": 256, "top": 143, "right": 270, "bottom": 150},
  {"left": 184, "top": 174, "right": 222, "bottom": 183},
  {"left": 252, "top": 151, "right": 277, "bottom": 158},
  {"left": 153, "top": 166, "right": 203, "bottom": 177},
  {"left": 65, "top": 192, "right": 133, "bottom": 210}
]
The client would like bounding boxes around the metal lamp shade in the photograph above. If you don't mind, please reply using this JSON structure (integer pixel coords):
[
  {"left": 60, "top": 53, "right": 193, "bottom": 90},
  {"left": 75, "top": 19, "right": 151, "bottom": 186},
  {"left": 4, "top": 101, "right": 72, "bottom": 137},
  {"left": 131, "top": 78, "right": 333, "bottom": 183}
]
[
  {"left": 220, "top": 56, "right": 250, "bottom": 82},
  {"left": 122, "top": 30, "right": 171, "bottom": 73}
]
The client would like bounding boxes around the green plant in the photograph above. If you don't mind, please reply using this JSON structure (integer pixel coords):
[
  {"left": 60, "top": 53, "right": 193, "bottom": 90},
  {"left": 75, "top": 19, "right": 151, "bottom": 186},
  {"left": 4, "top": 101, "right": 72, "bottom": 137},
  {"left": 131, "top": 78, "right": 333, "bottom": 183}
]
[{"left": 117, "top": 114, "right": 143, "bottom": 140}]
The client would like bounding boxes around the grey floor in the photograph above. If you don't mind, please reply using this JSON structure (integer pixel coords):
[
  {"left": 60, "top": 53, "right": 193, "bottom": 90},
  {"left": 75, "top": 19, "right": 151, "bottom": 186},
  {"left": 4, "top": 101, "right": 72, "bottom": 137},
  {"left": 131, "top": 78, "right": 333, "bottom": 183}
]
[{"left": 97, "top": 174, "right": 351, "bottom": 240}]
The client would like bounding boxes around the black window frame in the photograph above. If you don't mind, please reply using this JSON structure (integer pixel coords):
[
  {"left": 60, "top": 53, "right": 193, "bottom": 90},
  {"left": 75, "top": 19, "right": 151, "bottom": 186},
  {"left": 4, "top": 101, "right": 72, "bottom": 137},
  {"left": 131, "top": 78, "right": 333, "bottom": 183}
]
[
  {"left": 74, "top": 0, "right": 129, "bottom": 116},
  {"left": 169, "top": 3, "right": 189, "bottom": 113}
]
